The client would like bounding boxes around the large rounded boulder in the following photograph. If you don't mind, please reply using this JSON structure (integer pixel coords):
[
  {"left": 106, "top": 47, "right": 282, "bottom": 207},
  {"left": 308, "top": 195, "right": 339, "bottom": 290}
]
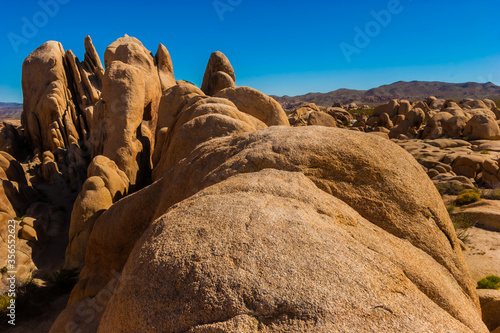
[
  {"left": 60, "top": 126, "right": 486, "bottom": 332},
  {"left": 463, "top": 114, "right": 500, "bottom": 140},
  {"left": 97, "top": 169, "right": 486, "bottom": 332},
  {"left": 215, "top": 86, "right": 289, "bottom": 126}
]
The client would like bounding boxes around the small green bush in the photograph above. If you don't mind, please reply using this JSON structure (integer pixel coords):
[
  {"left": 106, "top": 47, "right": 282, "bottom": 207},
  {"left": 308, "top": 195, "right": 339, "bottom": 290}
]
[
  {"left": 477, "top": 275, "right": 500, "bottom": 289},
  {"left": 446, "top": 204, "right": 456, "bottom": 214},
  {"left": 0, "top": 267, "right": 7, "bottom": 274},
  {"left": 0, "top": 294, "right": 14, "bottom": 313},
  {"left": 349, "top": 108, "right": 374, "bottom": 118},
  {"left": 435, "top": 183, "right": 466, "bottom": 196},
  {"left": 456, "top": 190, "right": 481, "bottom": 206},
  {"left": 48, "top": 268, "right": 79, "bottom": 291},
  {"left": 452, "top": 213, "right": 477, "bottom": 242},
  {"left": 480, "top": 150, "right": 491, "bottom": 155},
  {"left": 494, "top": 190, "right": 500, "bottom": 200}
]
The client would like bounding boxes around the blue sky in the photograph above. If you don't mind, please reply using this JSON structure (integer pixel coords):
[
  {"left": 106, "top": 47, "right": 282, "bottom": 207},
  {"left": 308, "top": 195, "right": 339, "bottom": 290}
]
[{"left": 0, "top": 0, "right": 499, "bottom": 102}]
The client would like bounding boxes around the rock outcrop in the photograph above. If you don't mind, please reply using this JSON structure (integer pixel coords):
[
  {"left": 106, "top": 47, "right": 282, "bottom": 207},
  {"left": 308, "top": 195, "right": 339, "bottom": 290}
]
[
  {"left": 455, "top": 200, "right": 500, "bottom": 232},
  {"left": 478, "top": 289, "right": 500, "bottom": 332},
  {"left": 155, "top": 44, "right": 176, "bottom": 93},
  {"left": 0, "top": 152, "right": 40, "bottom": 291},
  {"left": 0, "top": 122, "right": 25, "bottom": 159},
  {"left": 215, "top": 87, "right": 289, "bottom": 126},
  {"left": 58, "top": 125, "right": 486, "bottom": 332},
  {"left": 14, "top": 36, "right": 491, "bottom": 333},
  {"left": 201, "top": 51, "right": 236, "bottom": 96},
  {"left": 288, "top": 103, "right": 342, "bottom": 127},
  {"left": 17, "top": 35, "right": 292, "bottom": 299},
  {"left": 152, "top": 96, "right": 267, "bottom": 180},
  {"left": 155, "top": 81, "right": 206, "bottom": 139},
  {"left": 338, "top": 97, "right": 500, "bottom": 142},
  {"left": 464, "top": 114, "right": 500, "bottom": 140},
  {"left": 287, "top": 103, "right": 320, "bottom": 126},
  {"left": 99, "top": 169, "right": 485, "bottom": 332},
  {"left": 21, "top": 35, "right": 176, "bottom": 193},
  {"left": 91, "top": 35, "right": 162, "bottom": 188},
  {"left": 396, "top": 138, "right": 500, "bottom": 190},
  {"left": 64, "top": 156, "right": 128, "bottom": 270},
  {"left": 21, "top": 37, "right": 102, "bottom": 153},
  {"left": 21, "top": 37, "right": 103, "bottom": 192}
]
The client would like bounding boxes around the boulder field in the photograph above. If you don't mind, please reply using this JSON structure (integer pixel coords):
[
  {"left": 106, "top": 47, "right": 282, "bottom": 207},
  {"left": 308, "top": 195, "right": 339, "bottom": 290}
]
[{"left": 0, "top": 35, "right": 493, "bottom": 332}]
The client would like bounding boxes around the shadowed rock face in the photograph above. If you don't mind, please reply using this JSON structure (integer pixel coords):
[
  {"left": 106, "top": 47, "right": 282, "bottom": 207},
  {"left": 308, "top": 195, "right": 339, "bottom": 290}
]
[{"left": 0, "top": 152, "right": 40, "bottom": 291}]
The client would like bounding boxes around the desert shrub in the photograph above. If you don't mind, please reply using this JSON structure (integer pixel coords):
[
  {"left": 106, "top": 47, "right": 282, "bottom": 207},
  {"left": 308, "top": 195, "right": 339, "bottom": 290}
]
[
  {"left": 452, "top": 213, "right": 476, "bottom": 229},
  {"left": 350, "top": 108, "right": 374, "bottom": 118},
  {"left": 483, "top": 188, "right": 500, "bottom": 200},
  {"left": 48, "top": 268, "right": 79, "bottom": 291},
  {"left": 456, "top": 190, "right": 481, "bottom": 206},
  {"left": 478, "top": 188, "right": 500, "bottom": 200},
  {"left": 0, "top": 267, "right": 7, "bottom": 274},
  {"left": 477, "top": 275, "right": 500, "bottom": 290},
  {"left": 494, "top": 189, "right": 500, "bottom": 200},
  {"left": 0, "top": 268, "right": 81, "bottom": 326},
  {"left": 446, "top": 204, "right": 456, "bottom": 214},
  {"left": 0, "top": 295, "right": 14, "bottom": 314},
  {"left": 480, "top": 150, "right": 491, "bottom": 155},
  {"left": 452, "top": 213, "right": 477, "bottom": 242},
  {"left": 435, "top": 182, "right": 466, "bottom": 196},
  {"left": 462, "top": 136, "right": 469, "bottom": 141},
  {"left": 414, "top": 154, "right": 424, "bottom": 161}
]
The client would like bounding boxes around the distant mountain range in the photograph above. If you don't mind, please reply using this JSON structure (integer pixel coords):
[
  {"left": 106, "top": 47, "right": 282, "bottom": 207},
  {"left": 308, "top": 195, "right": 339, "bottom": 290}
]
[
  {"left": 2, "top": 81, "right": 500, "bottom": 120},
  {"left": 272, "top": 81, "right": 500, "bottom": 110},
  {"left": 0, "top": 102, "right": 22, "bottom": 121}
]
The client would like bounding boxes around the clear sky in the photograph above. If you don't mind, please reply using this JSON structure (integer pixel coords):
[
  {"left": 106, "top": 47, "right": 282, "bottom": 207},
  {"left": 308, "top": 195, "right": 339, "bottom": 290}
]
[{"left": 0, "top": 0, "right": 499, "bottom": 102}]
